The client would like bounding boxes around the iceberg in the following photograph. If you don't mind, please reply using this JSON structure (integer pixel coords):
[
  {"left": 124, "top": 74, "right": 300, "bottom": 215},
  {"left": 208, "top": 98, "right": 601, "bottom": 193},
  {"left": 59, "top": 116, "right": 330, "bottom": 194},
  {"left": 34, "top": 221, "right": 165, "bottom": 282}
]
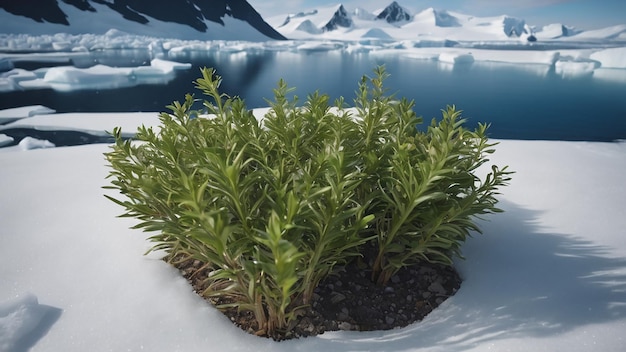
[{"left": 42, "top": 64, "right": 135, "bottom": 91}]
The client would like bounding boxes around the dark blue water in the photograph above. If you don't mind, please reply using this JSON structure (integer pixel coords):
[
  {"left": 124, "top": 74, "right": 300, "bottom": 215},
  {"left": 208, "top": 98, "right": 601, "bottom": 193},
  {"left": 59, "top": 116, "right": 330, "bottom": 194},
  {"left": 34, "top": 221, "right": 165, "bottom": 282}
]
[{"left": 2, "top": 49, "right": 626, "bottom": 141}]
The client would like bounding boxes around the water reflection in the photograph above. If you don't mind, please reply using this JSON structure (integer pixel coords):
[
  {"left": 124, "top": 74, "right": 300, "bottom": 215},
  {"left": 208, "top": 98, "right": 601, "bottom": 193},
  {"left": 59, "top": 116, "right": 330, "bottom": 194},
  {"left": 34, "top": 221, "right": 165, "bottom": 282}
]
[
  {"left": 436, "top": 61, "right": 473, "bottom": 73},
  {"left": 477, "top": 61, "right": 552, "bottom": 78}
]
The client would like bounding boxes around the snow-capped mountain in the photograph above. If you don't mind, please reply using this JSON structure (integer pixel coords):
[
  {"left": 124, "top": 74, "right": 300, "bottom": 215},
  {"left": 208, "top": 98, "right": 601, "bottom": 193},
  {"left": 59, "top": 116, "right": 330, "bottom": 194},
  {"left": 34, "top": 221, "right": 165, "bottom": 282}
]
[
  {"left": 0, "top": 0, "right": 286, "bottom": 41},
  {"left": 322, "top": 5, "right": 353, "bottom": 32},
  {"left": 413, "top": 8, "right": 460, "bottom": 28},
  {"left": 536, "top": 23, "right": 582, "bottom": 39},
  {"left": 376, "top": 1, "right": 411, "bottom": 24},
  {"left": 276, "top": 4, "right": 353, "bottom": 36},
  {"left": 266, "top": 2, "right": 626, "bottom": 43}
]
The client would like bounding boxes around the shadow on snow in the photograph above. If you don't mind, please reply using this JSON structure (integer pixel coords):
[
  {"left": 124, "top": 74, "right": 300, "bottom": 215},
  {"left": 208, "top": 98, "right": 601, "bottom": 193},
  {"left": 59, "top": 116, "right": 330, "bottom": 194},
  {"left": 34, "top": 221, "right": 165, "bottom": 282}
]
[{"left": 291, "top": 199, "right": 626, "bottom": 351}]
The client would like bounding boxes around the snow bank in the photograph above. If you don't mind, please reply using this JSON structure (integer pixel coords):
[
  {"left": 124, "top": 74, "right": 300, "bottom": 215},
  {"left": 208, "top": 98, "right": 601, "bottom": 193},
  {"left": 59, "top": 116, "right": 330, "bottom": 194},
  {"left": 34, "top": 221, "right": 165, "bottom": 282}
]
[{"left": 0, "top": 111, "right": 160, "bottom": 138}]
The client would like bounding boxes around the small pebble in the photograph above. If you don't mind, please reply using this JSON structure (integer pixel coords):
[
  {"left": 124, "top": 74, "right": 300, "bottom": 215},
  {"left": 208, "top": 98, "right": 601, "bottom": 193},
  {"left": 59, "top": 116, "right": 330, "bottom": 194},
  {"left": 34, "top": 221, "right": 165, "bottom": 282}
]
[
  {"left": 331, "top": 292, "right": 346, "bottom": 303},
  {"left": 338, "top": 322, "right": 352, "bottom": 330},
  {"left": 428, "top": 282, "right": 446, "bottom": 295}
]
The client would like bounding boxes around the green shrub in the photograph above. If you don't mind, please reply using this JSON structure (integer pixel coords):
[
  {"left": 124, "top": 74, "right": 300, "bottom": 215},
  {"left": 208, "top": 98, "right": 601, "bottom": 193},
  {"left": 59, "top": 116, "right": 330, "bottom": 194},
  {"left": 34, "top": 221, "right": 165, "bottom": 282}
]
[{"left": 104, "top": 66, "right": 511, "bottom": 338}]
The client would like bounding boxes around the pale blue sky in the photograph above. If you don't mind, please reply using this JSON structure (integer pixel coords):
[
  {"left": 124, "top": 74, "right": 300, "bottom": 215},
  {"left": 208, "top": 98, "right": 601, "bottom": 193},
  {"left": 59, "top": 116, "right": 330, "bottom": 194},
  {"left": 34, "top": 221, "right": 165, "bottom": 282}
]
[{"left": 248, "top": 0, "right": 626, "bottom": 30}]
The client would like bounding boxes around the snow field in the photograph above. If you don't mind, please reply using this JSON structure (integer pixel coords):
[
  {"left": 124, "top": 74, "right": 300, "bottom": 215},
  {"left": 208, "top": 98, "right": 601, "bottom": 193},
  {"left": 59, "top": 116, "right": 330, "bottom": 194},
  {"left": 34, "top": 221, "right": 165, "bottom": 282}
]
[{"left": 1, "top": 112, "right": 625, "bottom": 351}]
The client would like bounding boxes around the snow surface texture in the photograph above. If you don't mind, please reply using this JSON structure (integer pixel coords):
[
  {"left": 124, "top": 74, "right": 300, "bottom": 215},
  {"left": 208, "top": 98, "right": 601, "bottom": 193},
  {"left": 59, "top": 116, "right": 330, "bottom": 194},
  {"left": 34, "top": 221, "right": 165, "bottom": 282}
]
[
  {"left": 1, "top": 112, "right": 625, "bottom": 351},
  {"left": 0, "top": 293, "right": 61, "bottom": 352}
]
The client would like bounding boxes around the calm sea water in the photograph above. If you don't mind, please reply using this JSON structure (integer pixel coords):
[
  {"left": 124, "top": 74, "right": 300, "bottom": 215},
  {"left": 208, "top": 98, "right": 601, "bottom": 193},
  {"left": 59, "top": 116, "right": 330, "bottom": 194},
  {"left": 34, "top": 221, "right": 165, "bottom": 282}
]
[{"left": 3, "top": 49, "right": 626, "bottom": 141}]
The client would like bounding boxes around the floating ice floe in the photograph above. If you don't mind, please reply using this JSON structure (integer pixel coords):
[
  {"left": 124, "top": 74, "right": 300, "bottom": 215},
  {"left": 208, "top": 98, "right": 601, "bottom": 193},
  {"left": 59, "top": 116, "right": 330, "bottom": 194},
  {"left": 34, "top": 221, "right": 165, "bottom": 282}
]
[
  {"left": 0, "top": 69, "right": 38, "bottom": 92},
  {"left": 0, "top": 105, "right": 55, "bottom": 124},
  {"left": 3, "top": 58, "right": 191, "bottom": 92},
  {"left": 0, "top": 111, "right": 160, "bottom": 143}
]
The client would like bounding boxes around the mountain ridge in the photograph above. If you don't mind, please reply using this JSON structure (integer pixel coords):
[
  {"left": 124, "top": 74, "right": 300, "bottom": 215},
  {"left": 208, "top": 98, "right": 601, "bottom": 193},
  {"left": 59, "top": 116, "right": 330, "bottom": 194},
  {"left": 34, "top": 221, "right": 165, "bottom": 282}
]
[
  {"left": 0, "top": 0, "right": 286, "bottom": 41},
  {"left": 267, "top": 2, "right": 625, "bottom": 43}
]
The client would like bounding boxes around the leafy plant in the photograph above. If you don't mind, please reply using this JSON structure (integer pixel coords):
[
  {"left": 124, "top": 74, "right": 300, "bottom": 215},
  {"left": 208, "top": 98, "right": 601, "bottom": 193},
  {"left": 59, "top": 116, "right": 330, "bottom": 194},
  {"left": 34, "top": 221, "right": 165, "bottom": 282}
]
[{"left": 104, "top": 66, "right": 511, "bottom": 339}]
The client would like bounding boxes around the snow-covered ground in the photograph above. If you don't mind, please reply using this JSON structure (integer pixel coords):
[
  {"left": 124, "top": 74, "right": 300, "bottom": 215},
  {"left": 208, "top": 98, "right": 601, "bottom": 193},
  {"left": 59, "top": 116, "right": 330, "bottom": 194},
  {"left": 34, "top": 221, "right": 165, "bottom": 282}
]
[{"left": 1, "top": 110, "right": 625, "bottom": 351}]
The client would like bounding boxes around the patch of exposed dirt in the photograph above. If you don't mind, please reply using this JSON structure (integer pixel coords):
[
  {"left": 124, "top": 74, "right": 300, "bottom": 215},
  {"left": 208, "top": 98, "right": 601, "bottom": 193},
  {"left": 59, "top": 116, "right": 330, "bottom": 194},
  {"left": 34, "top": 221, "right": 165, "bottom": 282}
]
[{"left": 171, "top": 254, "right": 461, "bottom": 341}]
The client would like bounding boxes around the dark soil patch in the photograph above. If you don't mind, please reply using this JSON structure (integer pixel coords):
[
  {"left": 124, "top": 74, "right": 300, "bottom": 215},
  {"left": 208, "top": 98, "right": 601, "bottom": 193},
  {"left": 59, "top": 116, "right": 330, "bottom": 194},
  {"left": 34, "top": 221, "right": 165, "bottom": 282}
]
[{"left": 171, "top": 256, "right": 461, "bottom": 341}]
